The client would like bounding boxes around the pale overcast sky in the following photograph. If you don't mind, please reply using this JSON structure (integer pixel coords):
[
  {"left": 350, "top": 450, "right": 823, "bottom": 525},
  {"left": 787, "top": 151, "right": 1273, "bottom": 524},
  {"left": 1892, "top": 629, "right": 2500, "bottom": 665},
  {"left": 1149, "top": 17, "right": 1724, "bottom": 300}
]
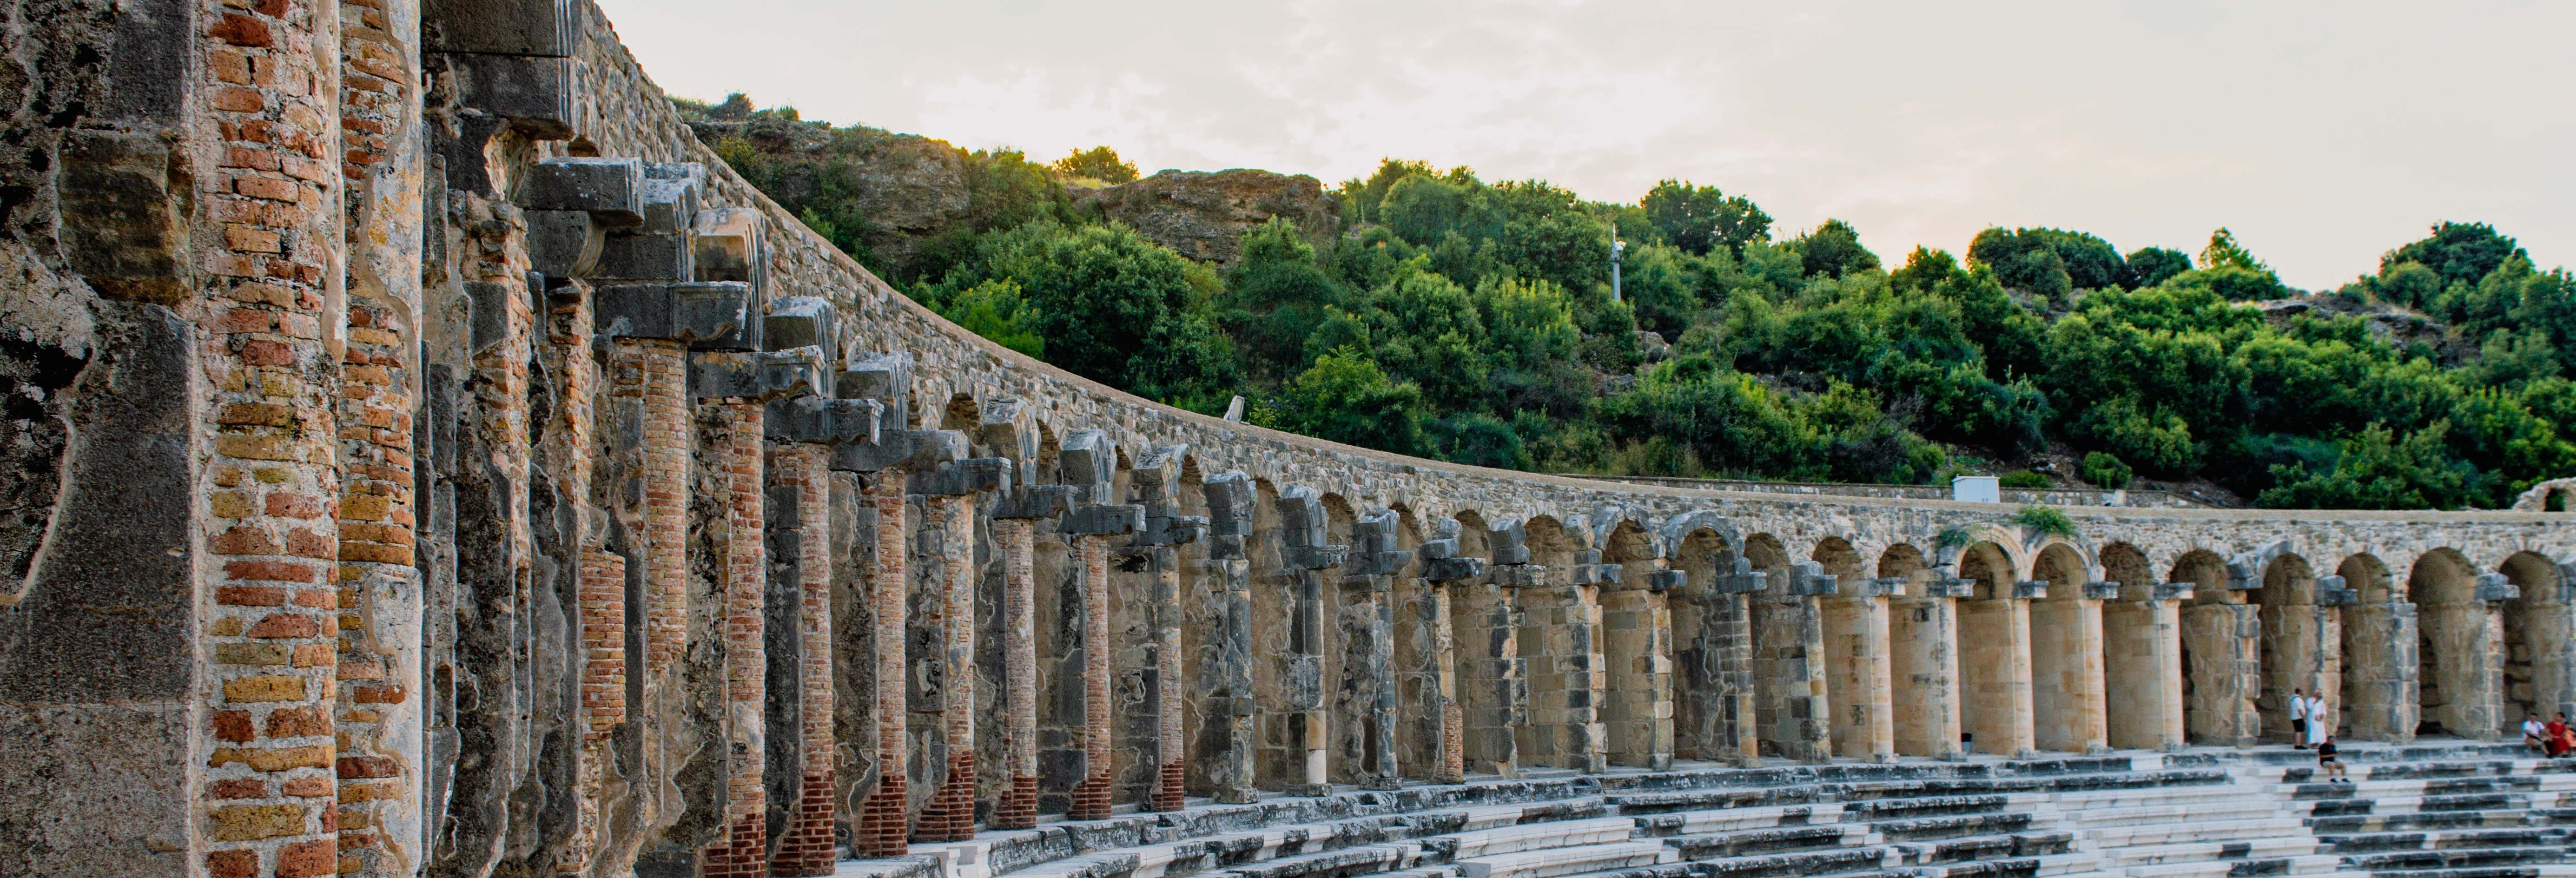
[{"left": 605, "top": 0, "right": 2573, "bottom": 290}]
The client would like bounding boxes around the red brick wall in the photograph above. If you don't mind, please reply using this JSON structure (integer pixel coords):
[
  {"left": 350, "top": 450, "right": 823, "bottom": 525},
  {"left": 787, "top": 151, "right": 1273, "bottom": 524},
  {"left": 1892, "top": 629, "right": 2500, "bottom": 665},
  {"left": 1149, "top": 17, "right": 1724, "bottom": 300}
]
[
  {"left": 702, "top": 403, "right": 770, "bottom": 878},
  {"left": 1070, "top": 535, "right": 1114, "bottom": 821},
  {"left": 992, "top": 518, "right": 1040, "bottom": 830},
  {"left": 772, "top": 447, "right": 839, "bottom": 875},
  {"left": 856, "top": 477, "right": 911, "bottom": 857}
]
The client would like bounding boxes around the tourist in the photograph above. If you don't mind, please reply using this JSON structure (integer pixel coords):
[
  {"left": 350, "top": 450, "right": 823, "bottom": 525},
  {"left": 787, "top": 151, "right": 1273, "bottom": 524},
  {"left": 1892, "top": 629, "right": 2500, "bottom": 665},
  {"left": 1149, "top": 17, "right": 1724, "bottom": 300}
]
[
  {"left": 2317, "top": 735, "right": 2347, "bottom": 780},
  {"left": 2549, "top": 714, "right": 2575, "bottom": 757},
  {"left": 2290, "top": 687, "right": 2309, "bottom": 749},
  {"left": 2527, "top": 713, "right": 2549, "bottom": 753},
  {"left": 2308, "top": 691, "right": 2329, "bottom": 741}
]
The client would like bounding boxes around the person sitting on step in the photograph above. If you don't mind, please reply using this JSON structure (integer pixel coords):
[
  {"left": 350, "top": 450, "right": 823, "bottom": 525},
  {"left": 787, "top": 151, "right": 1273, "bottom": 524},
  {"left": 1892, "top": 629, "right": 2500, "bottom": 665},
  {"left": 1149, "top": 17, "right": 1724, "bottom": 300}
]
[
  {"left": 2527, "top": 713, "right": 2549, "bottom": 754},
  {"left": 2317, "top": 735, "right": 2346, "bottom": 781}
]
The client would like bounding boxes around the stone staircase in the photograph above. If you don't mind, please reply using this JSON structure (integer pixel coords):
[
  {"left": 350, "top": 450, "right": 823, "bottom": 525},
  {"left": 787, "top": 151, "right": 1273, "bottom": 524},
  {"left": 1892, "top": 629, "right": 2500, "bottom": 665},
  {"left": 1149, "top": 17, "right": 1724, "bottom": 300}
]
[{"left": 844, "top": 745, "right": 2576, "bottom": 878}]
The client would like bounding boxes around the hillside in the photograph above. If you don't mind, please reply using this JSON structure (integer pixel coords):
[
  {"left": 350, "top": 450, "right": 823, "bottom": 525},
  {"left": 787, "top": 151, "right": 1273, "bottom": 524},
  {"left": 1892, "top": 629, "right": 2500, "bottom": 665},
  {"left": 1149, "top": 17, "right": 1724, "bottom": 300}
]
[{"left": 676, "top": 95, "right": 2576, "bottom": 511}]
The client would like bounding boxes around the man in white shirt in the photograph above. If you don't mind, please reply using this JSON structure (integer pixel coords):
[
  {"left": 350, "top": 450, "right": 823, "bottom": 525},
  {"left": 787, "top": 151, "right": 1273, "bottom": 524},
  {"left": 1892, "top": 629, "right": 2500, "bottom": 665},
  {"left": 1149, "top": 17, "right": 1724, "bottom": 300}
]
[
  {"left": 2528, "top": 713, "right": 2550, "bottom": 754},
  {"left": 2290, "top": 687, "right": 2309, "bottom": 749}
]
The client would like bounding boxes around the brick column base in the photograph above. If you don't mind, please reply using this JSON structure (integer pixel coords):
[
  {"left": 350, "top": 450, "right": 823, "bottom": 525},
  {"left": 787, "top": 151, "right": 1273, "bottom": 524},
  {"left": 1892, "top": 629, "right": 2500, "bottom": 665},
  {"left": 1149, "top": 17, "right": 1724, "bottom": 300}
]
[
  {"left": 856, "top": 774, "right": 908, "bottom": 858},
  {"left": 991, "top": 774, "right": 1039, "bottom": 830},
  {"left": 915, "top": 752, "right": 977, "bottom": 842},
  {"left": 1069, "top": 771, "right": 1114, "bottom": 822},
  {"left": 701, "top": 812, "right": 770, "bottom": 878},
  {"left": 1150, "top": 761, "right": 1185, "bottom": 812},
  {"left": 770, "top": 770, "right": 839, "bottom": 876}
]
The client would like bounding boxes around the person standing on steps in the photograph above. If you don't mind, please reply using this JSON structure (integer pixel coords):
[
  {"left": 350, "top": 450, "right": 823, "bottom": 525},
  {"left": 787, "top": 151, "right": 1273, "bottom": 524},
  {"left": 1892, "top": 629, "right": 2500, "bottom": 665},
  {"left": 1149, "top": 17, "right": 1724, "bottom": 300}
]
[{"left": 2290, "top": 687, "right": 2309, "bottom": 749}]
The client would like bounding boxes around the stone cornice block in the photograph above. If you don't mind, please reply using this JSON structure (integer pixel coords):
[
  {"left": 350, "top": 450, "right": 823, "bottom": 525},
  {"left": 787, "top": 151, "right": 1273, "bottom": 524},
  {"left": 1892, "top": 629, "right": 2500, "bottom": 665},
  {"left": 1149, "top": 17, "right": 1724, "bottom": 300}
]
[
  {"left": 690, "top": 347, "right": 824, "bottom": 403},
  {"left": 2316, "top": 574, "right": 2359, "bottom": 607},
  {"left": 994, "top": 484, "right": 1073, "bottom": 521},
  {"left": 519, "top": 157, "right": 641, "bottom": 222},
  {"left": 1424, "top": 556, "right": 1486, "bottom": 583},
  {"left": 1064, "top": 503, "right": 1144, "bottom": 538},
  {"left": 2477, "top": 572, "right": 2519, "bottom": 603},
  {"left": 763, "top": 396, "right": 879, "bottom": 446},
  {"left": 639, "top": 162, "right": 704, "bottom": 235},
  {"left": 1061, "top": 430, "right": 1117, "bottom": 504},
  {"left": 449, "top": 52, "right": 575, "bottom": 139},
  {"left": 1202, "top": 471, "right": 1255, "bottom": 536},
  {"left": 1861, "top": 577, "right": 1908, "bottom": 598},
  {"left": 2152, "top": 582, "right": 2194, "bottom": 603},
  {"left": 1571, "top": 563, "right": 1622, "bottom": 586},
  {"left": 830, "top": 428, "right": 964, "bottom": 475},
  {"left": 1486, "top": 522, "right": 1530, "bottom": 566},
  {"left": 1788, "top": 561, "right": 1837, "bottom": 597},
  {"left": 2009, "top": 580, "right": 2047, "bottom": 600},
  {"left": 1487, "top": 564, "right": 1543, "bottom": 588},
  {"left": 425, "top": 0, "right": 576, "bottom": 56},
  {"left": 595, "top": 280, "right": 750, "bottom": 343},
  {"left": 2081, "top": 581, "right": 2121, "bottom": 601},
  {"left": 1924, "top": 577, "right": 1976, "bottom": 599},
  {"left": 1649, "top": 569, "right": 1688, "bottom": 593},
  {"left": 840, "top": 352, "right": 914, "bottom": 428},
  {"left": 922, "top": 457, "right": 1012, "bottom": 497},
  {"left": 525, "top": 210, "right": 601, "bottom": 278}
]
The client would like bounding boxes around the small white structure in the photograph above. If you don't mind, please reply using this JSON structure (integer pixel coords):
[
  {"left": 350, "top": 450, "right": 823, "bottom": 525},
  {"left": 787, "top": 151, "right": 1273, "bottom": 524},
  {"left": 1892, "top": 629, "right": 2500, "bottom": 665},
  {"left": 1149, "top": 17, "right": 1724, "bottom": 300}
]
[{"left": 1952, "top": 475, "right": 2001, "bottom": 504}]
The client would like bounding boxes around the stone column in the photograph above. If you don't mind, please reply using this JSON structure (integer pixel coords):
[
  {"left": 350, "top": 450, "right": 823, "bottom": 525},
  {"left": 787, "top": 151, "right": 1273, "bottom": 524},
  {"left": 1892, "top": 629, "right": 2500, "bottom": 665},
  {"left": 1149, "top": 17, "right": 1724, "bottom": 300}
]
[
  {"left": 1059, "top": 430, "right": 1142, "bottom": 819},
  {"left": 1347, "top": 508, "right": 1411, "bottom": 789},
  {"left": 1753, "top": 562, "right": 1834, "bottom": 764},
  {"left": 990, "top": 484, "right": 1070, "bottom": 827},
  {"left": 1526, "top": 548, "right": 1614, "bottom": 773},
  {"left": 2343, "top": 594, "right": 2418, "bottom": 743},
  {"left": 1892, "top": 577, "right": 1969, "bottom": 759},
  {"left": 701, "top": 401, "right": 772, "bottom": 878},
  {"left": 914, "top": 459, "right": 1010, "bottom": 842},
  {"left": 1413, "top": 521, "right": 1486, "bottom": 784},
  {"left": 1604, "top": 566, "right": 1682, "bottom": 770},
  {"left": 2181, "top": 594, "right": 2263, "bottom": 747},
  {"left": 1127, "top": 446, "right": 1208, "bottom": 810},
  {"left": 2032, "top": 581, "right": 2113, "bottom": 754},
  {"left": 2105, "top": 581, "right": 2192, "bottom": 751},
  {"left": 1469, "top": 524, "right": 1537, "bottom": 775},
  {"left": 857, "top": 474, "right": 913, "bottom": 854},
  {"left": 2528, "top": 564, "right": 2576, "bottom": 726},
  {"left": 1277, "top": 486, "right": 1349, "bottom": 794},
  {"left": 1199, "top": 473, "right": 1261, "bottom": 803},
  {"left": 1827, "top": 578, "right": 1903, "bottom": 762},
  {"left": 1706, "top": 559, "right": 1766, "bottom": 766},
  {"left": 1961, "top": 581, "right": 2040, "bottom": 758}
]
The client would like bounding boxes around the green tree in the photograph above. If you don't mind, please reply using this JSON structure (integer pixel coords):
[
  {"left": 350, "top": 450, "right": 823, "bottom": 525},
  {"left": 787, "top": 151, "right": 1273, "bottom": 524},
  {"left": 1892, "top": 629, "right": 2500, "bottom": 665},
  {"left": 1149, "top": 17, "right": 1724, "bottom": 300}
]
[
  {"left": 2259, "top": 422, "right": 2475, "bottom": 509},
  {"left": 1798, "top": 219, "right": 1881, "bottom": 278},
  {"left": 932, "top": 278, "right": 1044, "bottom": 357},
  {"left": 2123, "top": 247, "right": 2193, "bottom": 289},
  {"left": 2081, "top": 451, "right": 2133, "bottom": 488},
  {"left": 2384, "top": 221, "right": 2526, "bottom": 287},
  {"left": 1640, "top": 179, "right": 1772, "bottom": 256},
  {"left": 1280, "top": 348, "right": 1427, "bottom": 455},
  {"left": 2199, "top": 227, "right": 2268, "bottom": 273},
  {"left": 1050, "top": 145, "right": 1140, "bottom": 184}
]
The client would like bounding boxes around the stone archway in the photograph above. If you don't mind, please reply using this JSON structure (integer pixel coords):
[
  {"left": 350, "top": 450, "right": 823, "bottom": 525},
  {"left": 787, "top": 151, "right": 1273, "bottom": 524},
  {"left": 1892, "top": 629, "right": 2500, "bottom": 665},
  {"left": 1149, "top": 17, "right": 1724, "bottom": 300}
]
[
  {"left": 1882, "top": 543, "right": 1961, "bottom": 758},
  {"left": 1747, "top": 533, "right": 1829, "bottom": 762},
  {"left": 1518, "top": 516, "right": 1606, "bottom": 771},
  {"left": 2100, "top": 543, "right": 2182, "bottom": 750},
  {"left": 1600, "top": 521, "right": 1673, "bottom": 769},
  {"left": 2412, "top": 548, "right": 2500, "bottom": 739},
  {"left": 1814, "top": 536, "right": 1889, "bottom": 760},
  {"left": 2175, "top": 550, "right": 2258, "bottom": 746},
  {"left": 2030, "top": 542, "right": 2107, "bottom": 753},
  {"left": 1957, "top": 541, "right": 2034, "bottom": 757},
  {"left": 2338, "top": 553, "right": 2413, "bottom": 741},
  {"left": 2503, "top": 552, "right": 2573, "bottom": 725}
]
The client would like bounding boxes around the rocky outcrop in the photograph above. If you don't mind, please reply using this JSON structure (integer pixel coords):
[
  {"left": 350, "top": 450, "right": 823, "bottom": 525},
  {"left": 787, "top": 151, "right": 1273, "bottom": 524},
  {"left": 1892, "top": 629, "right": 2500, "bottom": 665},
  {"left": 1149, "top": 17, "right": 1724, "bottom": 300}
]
[{"left": 1077, "top": 169, "right": 1341, "bottom": 265}]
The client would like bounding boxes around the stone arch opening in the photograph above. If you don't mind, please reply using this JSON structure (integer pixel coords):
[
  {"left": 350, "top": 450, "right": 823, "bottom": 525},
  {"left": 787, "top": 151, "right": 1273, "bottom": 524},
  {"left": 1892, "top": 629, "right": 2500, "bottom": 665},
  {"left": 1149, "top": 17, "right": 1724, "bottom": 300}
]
[
  {"left": 1956, "top": 541, "right": 2031, "bottom": 756},
  {"left": 1601, "top": 521, "right": 1672, "bottom": 768},
  {"left": 2411, "top": 548, "right": 2498, "bottom": 739},
  {"left": 1671, "top": 528, "right": 1738, "bottom": 763},
  {"left": 1449, "top": 511, "right": 1519, "bottom": 775},
  {"left": 2175, "top": 549, "right": 2255, "bottom": 746},
  {"left": 1814, "top": 536, "right": 1887, "bottom": 760},
  {"left": 1746, "top": 533, "right": 1827, "bottom": 761},
  {"left": 2337, "top": 553, "right": 2411, "bottom": 741},
  {"left": 2254, "top": 553, "right": 2328, "bottom": 744},
  {"left": 2503, "top": 552, "right": 2571, "bottom": 726},
  {"left": 2099, "top": 542, "right": 2178, "bottom": 750},
  {"left": 2030, "top": 542, "right": 2106, "bottom": 753},
  {"left": 1246, "top": 480, "right": 1306, "bottom": 791},
  {"left": 1321, "top": 494, "right": 1374, "bottom": 784},
  {"left": 1882, "top": 543, "right": 1957, "bottom": 758}
]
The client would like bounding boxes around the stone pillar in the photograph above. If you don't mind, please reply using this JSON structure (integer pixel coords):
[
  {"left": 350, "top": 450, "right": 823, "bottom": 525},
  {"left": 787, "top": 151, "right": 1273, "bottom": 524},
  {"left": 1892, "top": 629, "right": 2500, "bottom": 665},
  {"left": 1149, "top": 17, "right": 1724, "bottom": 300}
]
[
  {"left": 1892, "top": 577, "right": 1969, "bottom": 759},
  {"left": 914, "top": 459, "right": 1009, "bottom": 842},
  {"left": 1412, "top": 521, "right": 1485, "bottom": 784},
  {"left": 2343, "top": 595, "right": 2418, "bottom": 743},
  {"left": 766, "top": 446, "right": 838, "bottom": 875},
  {"left": 2105, "top": 581, "right": 2191, "bottom": 751},
  {"left": 1059, "top": 430, "right": 1142, "bottom": 819},
  {"left": 1753, "top": 562, "right": 1834, "bottom": 763},
  {"left": 990, "top": 482, "right": 1070, "bottom": 827},
  {"left": 1961, "top": 581, "right": 2040, "bottom": 758},
  {"left": 1276, "top": 486, "right": 1348, "bottom": 794},
  {"left": 1604, "top": 566, "right": 1681, "bottom": 770},
  {"left": 2032, "top": 582, "right": 2113, "bottom": 754},
  {"left": 2527, "top": 565, "right": 2576, "bottom": 726},
  {"left": 1126, "top": 446, "right": 1208, "bottom": 809},
  {"left": 703, "top": 402, "right": 771, "bottom": 878},
  {"left": 1469, "top": 524, "right": 1537, "bottom": 775},
  {"left": 857, "top": 474, "right": 912, "bottom": 855},
  {"left": 1704, "top": 559, "right": 1766, "bottom": 765},
  {"left": 1346, "top": 508, "right": 1411, "bottom": 789},
  {"left": 1198, "top": 473, "right": 1261, "bottom": 803},
  {"left": 1827, "top": 577, "right": 1902, "bottom": 762},
  {"left": 1526, "top": 548, "right": 1613, "bottom": 772},
  {"left": 2181, "top": 594, "right": 2263, "bottom": 747}
]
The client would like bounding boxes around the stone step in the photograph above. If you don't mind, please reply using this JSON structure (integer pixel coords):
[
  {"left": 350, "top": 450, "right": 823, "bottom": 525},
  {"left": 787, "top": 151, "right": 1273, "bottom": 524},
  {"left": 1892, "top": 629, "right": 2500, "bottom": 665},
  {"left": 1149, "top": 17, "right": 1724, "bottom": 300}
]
[
  {"left": 1219, "top": 844, "right": 1424, "bottom": 878},
  {"left": 1604, "top": 786, "right": 1823, "bottom": 816},
  {"left": 2099, "top": 835, "right": 2321, "bottom": 868},
  {"left": 1440, "top": 819, "right": 1638, "bottom": 860},
  {"left": 2305, "top": 793, "right": 2537, "bottom": 817},
  {"left": 2311, "top": 809, "right": 2545, "bottom": 834},
  {"left": 1897, "top": 851, "right": 2098, "bottom": 878},
  {"left": 1889, "top": 831, "right": 2075, "bottom": 866},
  {"left": 1844, "top": 793, "right": 2034, "bottom": 821},
  {"left": 2320, "top": 828, "right": 2576, "bottom": 854},
  {"left": 1638, "top": 845, "right": 1895, "bottom": 878},
  {"left": 2119, "top": 853, "right": 2344, "bottom": 878},
  {"left": 2060, "top": 799, "right": 2284, "bottom": 828},
  {"left": 2342, "top": 846, "right": 2576, "bottom": 872},
  {"left": 1631, "top": 804, "right": 1843, "bottom": 838},
  {"left": 2085, "top": 817, "right": 2312, "bottom": 848},
  {"left": 1453, "top": 841, "right": 1674, "bottom": 878},
  {"left": 2365, "top": 866, "right": 2576, "bottom": 878},
  {"left": 1661, "top": 824, "right": 1875, "bottom": 860},
  {"left": 1873, "top": 812, "right": 2045, "bottom": 843},
  {"left": 2052, "top": 786, "right": 2252, "bottom": 811}
]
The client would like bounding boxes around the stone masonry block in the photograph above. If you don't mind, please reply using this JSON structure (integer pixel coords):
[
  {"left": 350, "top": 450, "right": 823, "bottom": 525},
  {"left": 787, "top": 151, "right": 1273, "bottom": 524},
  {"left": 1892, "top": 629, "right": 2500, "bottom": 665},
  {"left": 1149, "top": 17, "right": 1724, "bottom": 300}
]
[
  {"left": 694, "top": 207, "right": 766, "bottom": 287},
  {"left": 2081, "top": 581, "right": 2121, "bottom": 601},
  {"left": 978, "top": 397, "right": 1035, "bottom": 462},
  {"left": 524, "top": 210, "right": 601, "bottom": 279},
  {"left": 2316, "top": 575, "right": 2358, "bottom": 607},
  {"left": 763, "top": 396, "right": 879, "bottom": 446},
  {"left": 2477, "top": 573, "right": 2519, "bottom": 603},
  {"left": 922, "top": 457, "right": 1011, "bottom": 497},
  {"left": 639, "top": 162, "right": 704, "bottom": 234},
  {"left": 1064, "top": 504, "right": 1144, "bottom": 537},
  {"left": 1060, "top": 430, "right": 1116, "bottom": 503},
  {"left": 1202, "top": 472, "right": 1255, "bottom": 536},
  {"left": 2010, "top": 580, "right": 2047, "bottom": 600},
  {"left": 830, "top": 427, "right": 964, "bottom": 475},
  {"left": 1861, "top": 577, "right": 1908, "bottom": 598},
  {"left": 840, "top": 353, "right": 913, "bottom": 427},
  {"left": 425, "top": 0, "right": 575, "bottom": 55},
  {"left": 995, "top": 485, "right": 1073, "bottom": 521},
  {"left": 1424, "top": 556, "right": 1486, "bottom": 583},
  {"left": 593, "top": 231, "right": 693, "bottom": 282},
  {"left": 689, "top": 348, "right": 824, "bottom": 403},
  {"left": 518, "top": 157, "right": 641, "bottom": 222},
  {"left": 1788, "top": 561, "right": 1836, "bottom": 596},
  {"left": 594, "top": 281, "right": 750, "bottom": 343},
  {"left": 448, "top": 52, "right": 575, "bottom": 139},
  {"left": 763, "top": 297, "right": 839, "bottom": 369},
  {"left": 1486, "top": 522, "right": 1530, "bottom": 565},
  {"left": 1650, "top": 569, "right": 1689, "bottom": 593}
]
